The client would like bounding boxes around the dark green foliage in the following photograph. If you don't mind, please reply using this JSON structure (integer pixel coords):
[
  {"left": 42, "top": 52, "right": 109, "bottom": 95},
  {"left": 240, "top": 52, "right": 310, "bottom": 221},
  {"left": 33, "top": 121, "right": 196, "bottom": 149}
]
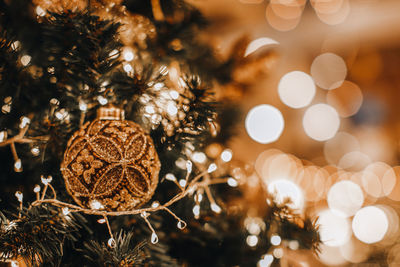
[
  {"left": 82, "top": 231, "right": 147, "bottom": 266},
  {"left": 0, "top": 205, "right": 88, "bottom": 266}
]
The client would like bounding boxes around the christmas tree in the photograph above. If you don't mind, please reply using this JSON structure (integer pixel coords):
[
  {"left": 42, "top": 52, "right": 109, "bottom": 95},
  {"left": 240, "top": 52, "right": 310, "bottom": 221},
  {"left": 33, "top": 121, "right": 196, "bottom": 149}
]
[{"left": 0, "top": 0, "right": 319, "bottom": 266}]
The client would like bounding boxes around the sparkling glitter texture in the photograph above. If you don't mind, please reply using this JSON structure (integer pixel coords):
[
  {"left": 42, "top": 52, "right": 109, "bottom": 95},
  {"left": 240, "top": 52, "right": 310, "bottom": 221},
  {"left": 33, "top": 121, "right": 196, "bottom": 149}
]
[{"left": 61, "top": 106, "right": 160, "bottom": 211}]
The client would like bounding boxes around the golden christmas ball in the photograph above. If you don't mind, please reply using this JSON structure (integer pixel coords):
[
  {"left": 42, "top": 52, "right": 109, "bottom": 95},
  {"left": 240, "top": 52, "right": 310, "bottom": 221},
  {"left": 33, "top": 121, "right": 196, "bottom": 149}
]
[{"left": 60, "top": 106, "right": 160, "bottom": 211}]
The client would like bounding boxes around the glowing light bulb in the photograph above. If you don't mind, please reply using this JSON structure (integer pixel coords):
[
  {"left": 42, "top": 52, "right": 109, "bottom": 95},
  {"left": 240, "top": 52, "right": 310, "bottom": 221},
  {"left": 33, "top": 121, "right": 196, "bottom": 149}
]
[
  {"left": 246, "top": 235, "right": 258, "bottom": 247},
  {"left": 210, "top": 203, "right": 221, "bottom": 214},
  {"left": 123, "top": 63, "right": 133, "bottom": 73},
  {"left": 41, "top": 175, "right": 52, "bottom": 185},
  {"left": 227, "top": 177, "right": 238, "bottom": 187},
  {"left": 208, "top": 163, "right": 217, "bottom": 173},
  {"left": 20, "top": 55, "right": 31, "bottom": 66},
  {"left": 97, "top": 218, "right": 106, "bottom": 224},
  {"left": 62, "top": 207, "right": 70, "bottom": 216},
  {"left": 179, "top": 179, "right": 187, "bottom": 187},
  {"left": 15, "top": 191, "right": 23, "bottom": 202},
  {"left": 36, "top": 6, "right": 46, "bottom": 16},
  {"left": 193, "top": 204, "right": 200, "bottom": 218},
  {"left": 109, "top": 49, "right": 119, "bottom": 59},
  {"left": 154, "top": 83, "right": 164, "bottom": 90},
  {"left": 167, "top": 102, "right": 178, "bottom": 116},
  {"left": 33, "top": 185, "right": 41, "bottom": 193},
  {"left": 97, "top": 96, "right": 108, "bottom": 105},
  {"left": 79, "top": 101, "right": 87, "bottom": 111},
  {"left": 11, "top": 261, "right": 19, "bottom": 267},
  {"left": 89, "top": 200, "right": 104, "bottom": 210},
  {"left": 273, "top": 248, "right": 284, "bottom": 258},
  {"left": 270, "top": 235, "right": 281, "bottom": 246},
  {"left": 31, "top": 146, "right": 40, "bottom": 156},
  {"left": 122, "top": 48, "right": 134, "bottom": 61},
  {"left": 19, "top": 116, "right": 31, "bottom": 128},
  {"left": 0, "top": 131, "right": 7, "bottom": 142},
  {"left": 170, "top": 90, "right": 179, "bottom": 99},
  {"left": 186, "top": 160, "right": 193, "bottom": 173},
  {"left": 195, "top": 193, "right": 203, "bottom": 203},
  {"left": 151, "top": 201, "right": 160, "bottom": 208},
  {"left": 145, "top": 105, "right": 155, "bottom": 114},
  {"left": 177, "top": 220, "right": 187, "bottom": 229},
  {"left": 14, "top": 159, "right": 22, "bottom": 172},
  {"left": 165, "top": 173, "right": 176, "bottom": 182},
  {"left": 108, "top": 238, "right": 116, "bottom": 248},
  {"left": 151, "top": 232, "right": 159, "bottom": 244},
  {"left": 221, "top": 149, "right": 233, "bottom": 162},
  {"left": 192, "top": 152, "right": 206, "bottom": 163}
]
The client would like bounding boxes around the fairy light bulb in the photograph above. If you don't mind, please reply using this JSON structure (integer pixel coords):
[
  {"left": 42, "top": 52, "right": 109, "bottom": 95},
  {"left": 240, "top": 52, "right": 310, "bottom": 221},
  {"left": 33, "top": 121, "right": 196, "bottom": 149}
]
[
  {"left": 20, "top": 55, "right": 31, "bottom": 66},
  {"left": 151, "top": 201, "right": 160, "bottom": 208},
  {"left": 227, "top": 177, "right": 238, "bottom": 187},
  {"left": 19, "top": 116, "right": 30, "bottom": 128},
  {"left": 192, "top": 152, "right": 207, "bottom": 163},
  {"left": 193, "top": 204, "right": 200, "bottom": 218},
  {"left": 36, "top": 6, "right": 46, "bottom": 16},
  {"left": 165, "top": 173, "right": 177, "bottom": 182},
  {"left": 33, "top": 185, "right": 41, "bottom": 193},
  {"left": 79, "top": 101, "right": 87, "bottom": 111},
  {"left": 167, "top": 102, "right": 178, "bottom": 116},
  {"left": 97, "top": 96, "right": 108, "bottom": 105},
  {"left": 151, "top": 232, "right": 159, "bottom": 244},
  {"left": 179, "top": 179, "right": 187, "bottom": 187},
  {"left": 97, "top": 218, "right": 106, "bottom": 224},
  {"left": 170, "top": 90, "right": 179, "bottom": 99},
  {"left": 89, "top": 200, "right": 103, "bottom": 210},
  {"left": 108, "top": 237, "right": 116, "bottom": 248},
  {"left": 31, "top": 146, "right": 40, "bottom": 156},
  {"left": 41, "top": 175, "right": 52, "bottom": 185},
  {"left": 186, "top": 160, "right": 193, "bottom": 173},
  {"left": 177, "top": 220, "right": 187, "bottom": 229},
  {"left": 195, "top": 193, "right": 203, "bottom": 203},
  {"left": 270, "top": 235, "right": 281, "bottom": 246},
  {"left": 109, "top": 49, "right": 119, "bottom": 59},
  {"left": 62, "top": 207, "right": 70, "bottom": 216},
  {"left": 0, "top": 131, "right": 7, "bottom": 142},
  {"left": 14, "top": 159, "right": 22, "bottom": 172},
  {"left": 11, "top": 261, "right": 19, "bottom": 267},
  {"left": 208, "top": 163, "right": 217, "bottom": 173},
  {"left": 123, "top": 63, "right": 133, "bottom": 73},
  {"left": 15, "top": 191, "right": 23, "bottom": 202},
  {"left": 210, "top": 203, "right": 222, "bottom": 214},
  {"left": 221, "top": 149, "right": 233, "bottom": 162}
]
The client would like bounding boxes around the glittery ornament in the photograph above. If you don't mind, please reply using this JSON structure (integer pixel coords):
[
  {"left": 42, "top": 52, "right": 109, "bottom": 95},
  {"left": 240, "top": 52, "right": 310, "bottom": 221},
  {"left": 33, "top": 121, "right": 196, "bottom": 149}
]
[{"left": 61, "top": 106, "right": 160, "bottom": 211}]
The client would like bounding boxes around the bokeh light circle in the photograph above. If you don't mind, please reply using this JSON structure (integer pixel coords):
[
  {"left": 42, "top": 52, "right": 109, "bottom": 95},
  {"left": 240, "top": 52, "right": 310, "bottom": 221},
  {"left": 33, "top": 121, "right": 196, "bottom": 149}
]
[
  {"left": 318, "top": 209, "right": 351, "bottom": 247},
  {"left": 327, "top": 180, "right": 364, "bottom": 217},
  {"left": 278, "top": 71, "right": 316, "bottom": 108},
  {"left": 245, "top": 104, "right": 284, "bottom": 144},
  {"left": 311, "top": 53, "right": 347, "bottom": 90},
  {"left": 326, "top": 81, "right": 363, "bottom": 117},
  {"left": 352, "top": 206, "right": 389, "bottom": 244},
  {"left": 303, "top": 104, "right": 340, "bottom": 141},
  {"left": 268, "top": 179, "right": 304, "bottom": 210}
]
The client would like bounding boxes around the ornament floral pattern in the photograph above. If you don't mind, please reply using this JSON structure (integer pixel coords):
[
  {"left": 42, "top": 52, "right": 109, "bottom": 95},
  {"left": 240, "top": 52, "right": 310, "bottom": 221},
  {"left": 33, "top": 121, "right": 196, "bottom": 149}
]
[{"left": 71, "top": 149, "right": 103, "bottom": 184}]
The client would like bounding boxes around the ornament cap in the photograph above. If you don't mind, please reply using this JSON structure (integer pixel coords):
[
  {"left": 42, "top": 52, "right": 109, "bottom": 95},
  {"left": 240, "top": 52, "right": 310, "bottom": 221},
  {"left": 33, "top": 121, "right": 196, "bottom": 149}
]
[{"left": 97, "top": 105, "right": 125, "bottom": 120}]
